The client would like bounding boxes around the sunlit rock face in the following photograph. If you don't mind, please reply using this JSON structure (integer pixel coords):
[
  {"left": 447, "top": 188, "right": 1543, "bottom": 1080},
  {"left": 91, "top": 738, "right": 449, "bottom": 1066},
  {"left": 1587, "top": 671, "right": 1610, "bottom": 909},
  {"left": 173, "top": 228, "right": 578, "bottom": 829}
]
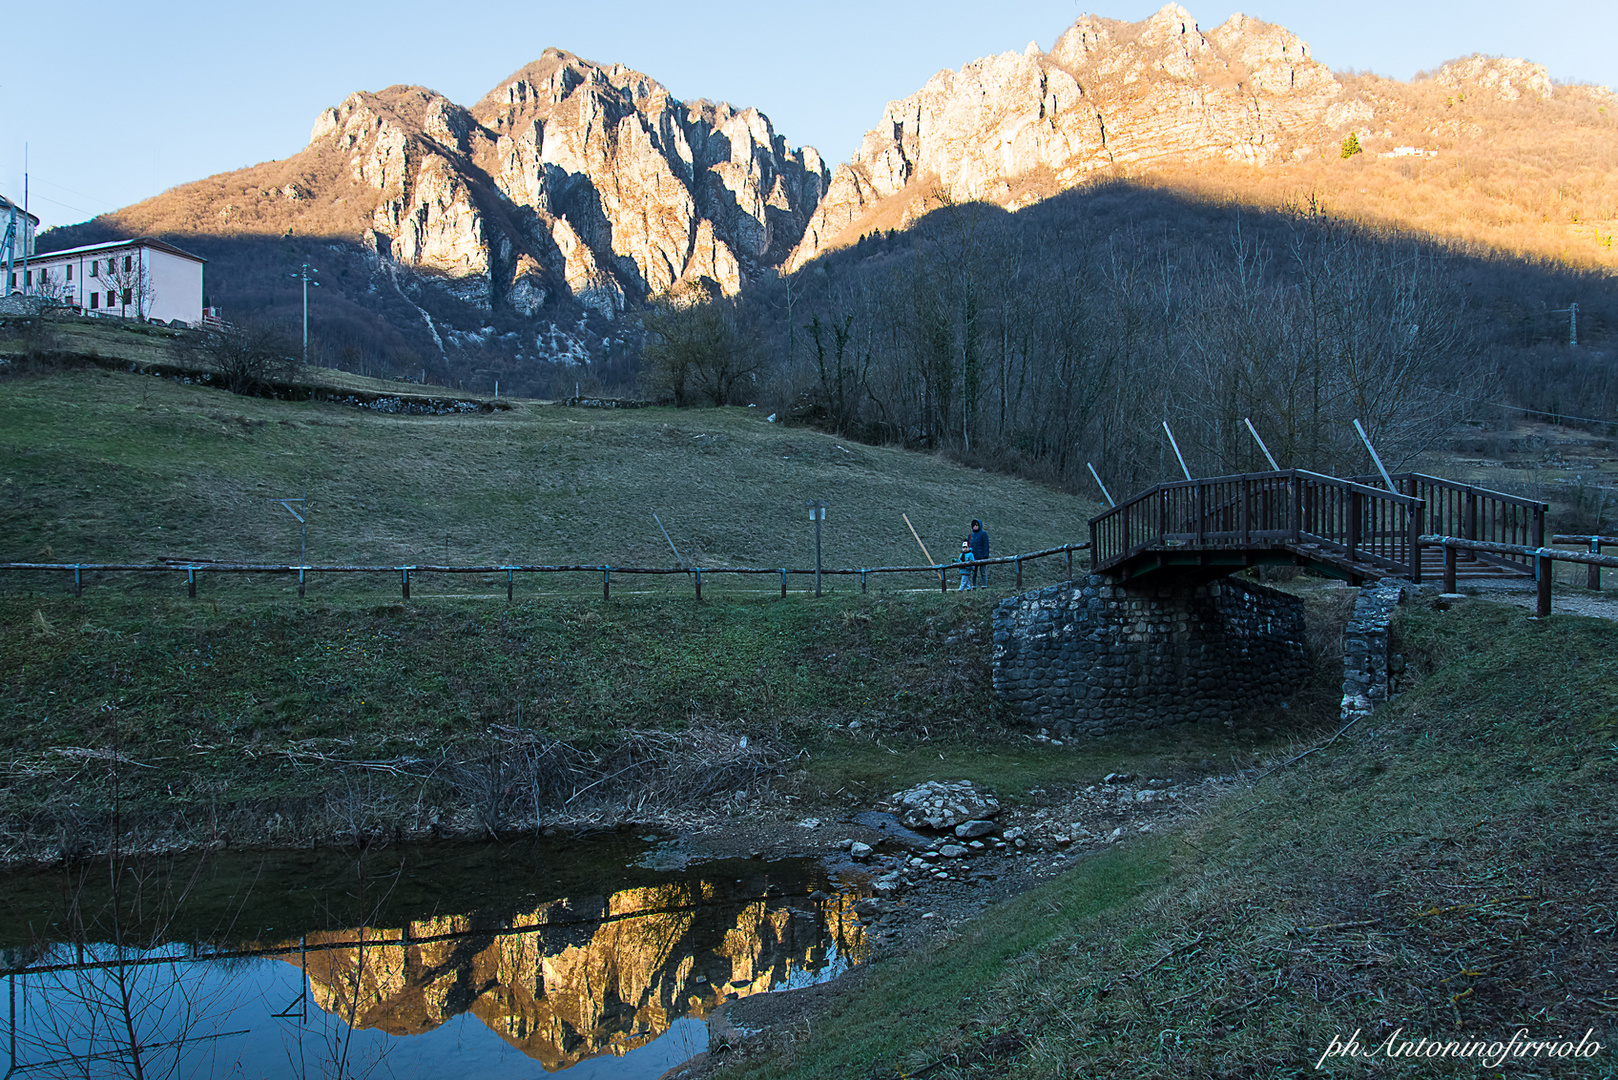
[
  {"left": 303, "top": 50, "right": 828, "bottom": 312},
  {"left": 789, "top": 3, "right": 1343, "bottom": 269},
  {"left": 286, "top": 876, "right": 865, "bottom": 1070}
]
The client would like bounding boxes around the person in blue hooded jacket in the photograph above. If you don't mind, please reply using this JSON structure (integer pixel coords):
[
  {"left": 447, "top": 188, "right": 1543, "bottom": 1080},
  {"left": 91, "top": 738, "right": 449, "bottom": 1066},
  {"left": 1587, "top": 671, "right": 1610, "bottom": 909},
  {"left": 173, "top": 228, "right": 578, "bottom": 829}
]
[{"left": 967, "top": 519, "right": 988, "bottom": 587}]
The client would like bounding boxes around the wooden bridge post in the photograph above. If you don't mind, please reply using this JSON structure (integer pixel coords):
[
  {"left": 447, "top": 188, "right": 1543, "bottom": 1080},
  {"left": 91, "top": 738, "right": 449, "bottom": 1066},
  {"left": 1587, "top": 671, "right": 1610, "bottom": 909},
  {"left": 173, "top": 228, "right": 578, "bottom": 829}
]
[
  {"left": 1016, "top": 557, "right": 1024, "bottom": 590},
  {"left": 1408, "top": 501, "right": 1425, "bottom": 584},
  {"left": 1589, "top": 539, "right": 1602, "bottom": 591},
  {"left": 1195, "top": 483, "right": 1206, "bottom": 545},
  {"left": 1532, "top": 505, "right": 1546, "bottom": 550},
  {"left": 1444, "top": 544, "right": 1457, "bottom": 593},
  {"left": 1290, "top": 474, "right": 1303, "bottom": 540},
  {"left": 1537, "top": 554, "right": 1553, "bottom": 617},
  {"left": 1241, "top": 476, "right": 1252, "bottom": 546},
  {"left": 1089, "top": 523, "right": 1098, "bottom": 572},
  {"left": 1465, "top": 491, "right": 1477, "bottom": 544},
  {"left": 1347, "top": 491, "right": 1362, "bottom": 564}
]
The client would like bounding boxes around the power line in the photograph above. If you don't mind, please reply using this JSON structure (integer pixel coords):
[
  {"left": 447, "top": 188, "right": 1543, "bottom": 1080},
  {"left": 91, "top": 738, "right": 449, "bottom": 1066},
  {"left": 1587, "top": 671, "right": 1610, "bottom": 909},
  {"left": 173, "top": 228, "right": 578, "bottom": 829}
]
[{"left": 1426, "top": 386, "right": 1614, "bottom": 427}]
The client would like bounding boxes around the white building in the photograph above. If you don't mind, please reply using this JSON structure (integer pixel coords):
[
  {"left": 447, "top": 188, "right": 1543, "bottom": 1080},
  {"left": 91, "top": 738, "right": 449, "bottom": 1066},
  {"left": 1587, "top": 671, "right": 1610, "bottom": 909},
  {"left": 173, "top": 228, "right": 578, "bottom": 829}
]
[
  {"left": 1, "top": 195, "right": 38, "bottom": 259},
  {"left": 9, "top": 237, "right": 206, "bottom": 326}
]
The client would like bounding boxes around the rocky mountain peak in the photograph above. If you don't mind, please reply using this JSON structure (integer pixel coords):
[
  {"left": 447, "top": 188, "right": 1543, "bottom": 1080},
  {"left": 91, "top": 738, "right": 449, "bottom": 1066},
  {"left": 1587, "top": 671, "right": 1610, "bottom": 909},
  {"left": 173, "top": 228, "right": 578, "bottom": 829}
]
[
  {"left": 1433, "top": 54, "right": 1554, "bottom": 101},
  {"left": 789, "top": 3, "right": 1346, "bottom": 269}
]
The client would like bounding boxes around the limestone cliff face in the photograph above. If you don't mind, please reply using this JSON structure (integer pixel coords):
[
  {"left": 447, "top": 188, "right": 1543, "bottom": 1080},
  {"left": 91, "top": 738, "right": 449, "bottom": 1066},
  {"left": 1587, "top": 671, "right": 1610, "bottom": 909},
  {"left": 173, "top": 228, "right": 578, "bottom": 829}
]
[
  {"left": 287, "top": 878, "right": 865, "bottom": 1070},
  {"left": 790, "top": 4, "right": 1342, "bottom": 268},
  {"left": 299, "top": 51, "right": 827, "bottom": 317},
  {"left": 786, "top": 4, "right": 1611, "bottom": 270}
]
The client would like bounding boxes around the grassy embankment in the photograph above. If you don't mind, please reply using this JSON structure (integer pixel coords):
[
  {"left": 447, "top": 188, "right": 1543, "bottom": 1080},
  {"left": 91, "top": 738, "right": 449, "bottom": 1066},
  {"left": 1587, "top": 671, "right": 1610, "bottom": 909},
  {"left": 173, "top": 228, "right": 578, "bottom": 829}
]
[
  {"left": 1, "top": 361, "right": 1319, "bottom": 860},
  {"left": 716, "top": 599, "right": 1618, "bottom": 1080}
]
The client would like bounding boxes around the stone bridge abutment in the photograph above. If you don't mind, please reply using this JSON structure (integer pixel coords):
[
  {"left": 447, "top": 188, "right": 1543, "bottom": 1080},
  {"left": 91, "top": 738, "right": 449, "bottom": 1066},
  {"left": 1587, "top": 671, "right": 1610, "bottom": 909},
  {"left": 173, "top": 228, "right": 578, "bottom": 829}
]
[{"left": 991, "top": 574, "right": 1307, "bottom": 735}]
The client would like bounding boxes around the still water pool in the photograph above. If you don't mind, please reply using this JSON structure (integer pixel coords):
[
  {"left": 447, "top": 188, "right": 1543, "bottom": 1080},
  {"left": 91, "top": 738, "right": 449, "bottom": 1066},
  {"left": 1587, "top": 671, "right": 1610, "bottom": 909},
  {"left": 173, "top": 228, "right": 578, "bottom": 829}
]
[{"left": 0, "top": 833, "right": 869, "bottom": 1078}]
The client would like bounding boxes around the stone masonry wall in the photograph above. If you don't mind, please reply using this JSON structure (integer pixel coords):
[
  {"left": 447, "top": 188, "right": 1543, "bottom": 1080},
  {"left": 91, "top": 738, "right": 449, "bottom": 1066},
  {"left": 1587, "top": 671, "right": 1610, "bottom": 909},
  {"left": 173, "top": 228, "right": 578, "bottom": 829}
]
[
  {"left": 1339, "top": 580, "right": 1410, "bottom": 723},
  {"left": 991, "top": 574, "right": 1307, "bottom": 736}
]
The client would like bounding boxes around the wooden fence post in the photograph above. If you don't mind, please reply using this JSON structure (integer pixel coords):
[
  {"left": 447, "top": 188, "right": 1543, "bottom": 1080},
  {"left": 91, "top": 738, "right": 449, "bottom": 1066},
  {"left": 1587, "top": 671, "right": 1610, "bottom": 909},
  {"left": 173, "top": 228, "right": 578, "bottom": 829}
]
[
  {"left": 780, "top": 569, "right": 787, "bottom": 598},
  {"left": 694, "top": 568, "right": 702, "bottom": 602},
  {"left": 1589, "top": 539, "right": 1601, "bottom": 591},
  {"left": 603, "top": 567, "right": 610, "bottom": 601},
  {"left": 1537, "top": 553, "right": 1552, "bottom": 617},
  {"left": 298, "top": 567, "right": 306, "bottom": 599},
  {"left": 188, "top": 567, "right": 197, "bottom": 599},
  {"left": 1065, "top": 546, "right": 1073, "bottom": 577},
  {"left": 401, "top": 567, "right": 410, "bottom": 600},
  {"left": 507, "top": 568, "right": 514, "bottom": 603},
  {"left": 74, "top": 565, "right": 82, "bottom": 597},
  {"left": 1444, "top": 544, "right": 1457, "bottom": 593},
  {"left": 861, "top": 570, "right": 867, "bottom": 594},
  {"left": 1016, "top": 557, "right": 1024, "bottom": 590}
]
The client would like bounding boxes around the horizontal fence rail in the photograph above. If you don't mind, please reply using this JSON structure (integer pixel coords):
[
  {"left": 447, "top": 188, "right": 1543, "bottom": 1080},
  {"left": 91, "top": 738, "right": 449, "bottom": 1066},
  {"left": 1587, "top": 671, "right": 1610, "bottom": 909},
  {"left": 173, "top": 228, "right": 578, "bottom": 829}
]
[
  {"left": 0, "top": 544, "right": 1090, "bottom": 602},
  {"left": 1419, "top": 534, "right": 1618, "bottom": 616}
]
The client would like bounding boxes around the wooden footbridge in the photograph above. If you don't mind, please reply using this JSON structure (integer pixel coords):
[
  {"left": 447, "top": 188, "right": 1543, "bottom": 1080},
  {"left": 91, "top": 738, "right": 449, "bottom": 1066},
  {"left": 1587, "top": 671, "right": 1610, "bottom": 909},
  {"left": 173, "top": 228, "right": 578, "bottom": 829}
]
[{"left": 1089, "top": 470, "right": 1549, "bottom": 586}]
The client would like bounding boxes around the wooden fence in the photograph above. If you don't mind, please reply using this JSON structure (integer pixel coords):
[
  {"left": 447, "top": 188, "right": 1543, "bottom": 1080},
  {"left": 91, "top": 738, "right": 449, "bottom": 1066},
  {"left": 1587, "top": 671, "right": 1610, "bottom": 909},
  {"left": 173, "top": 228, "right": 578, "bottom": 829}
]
[
  {"left": 1419, "top": 534, "right": 1618, "bottom": 617},
  {"left": 0, "top": 544, "right": 1090, "bottom": 602}
]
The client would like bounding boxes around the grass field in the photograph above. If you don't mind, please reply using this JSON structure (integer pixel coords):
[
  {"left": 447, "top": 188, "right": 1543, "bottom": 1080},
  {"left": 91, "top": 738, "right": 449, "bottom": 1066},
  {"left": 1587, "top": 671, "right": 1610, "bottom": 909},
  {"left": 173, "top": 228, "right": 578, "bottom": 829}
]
[
  {"left": 0, "top": 360, "right": 1212, "bottom": 862},
  {"left": 0, "top": 361, "right": 1095, "bottom": 589},
  {"left": 717, "top": 598, "right": 1618, "bottom": 1079}
]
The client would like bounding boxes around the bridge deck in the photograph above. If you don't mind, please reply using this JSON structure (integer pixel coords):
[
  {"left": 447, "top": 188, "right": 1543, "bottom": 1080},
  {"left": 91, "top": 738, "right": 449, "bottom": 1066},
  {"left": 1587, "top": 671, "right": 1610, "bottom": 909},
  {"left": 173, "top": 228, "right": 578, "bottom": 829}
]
[{"left": 1089, "top": 470, "right": 1547, "bottom": 585}]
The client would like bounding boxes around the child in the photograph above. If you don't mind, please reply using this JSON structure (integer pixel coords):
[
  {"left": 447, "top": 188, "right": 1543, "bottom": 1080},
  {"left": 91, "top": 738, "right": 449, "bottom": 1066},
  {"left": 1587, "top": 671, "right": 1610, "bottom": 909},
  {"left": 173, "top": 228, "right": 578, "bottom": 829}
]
[{"left": 956, "top": 540, "right": 975, "bottom": 590}]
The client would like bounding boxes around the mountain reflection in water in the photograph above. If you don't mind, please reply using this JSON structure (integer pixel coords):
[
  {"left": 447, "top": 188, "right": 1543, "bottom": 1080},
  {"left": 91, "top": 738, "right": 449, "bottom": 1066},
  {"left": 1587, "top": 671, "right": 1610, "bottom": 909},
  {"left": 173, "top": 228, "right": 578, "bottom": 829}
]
[
  {"left": 288, "top": 877, "right": 867, "bottom": 1070},
  {"left": 0, "top": 841, "right": 869, "bottom": 1078}
]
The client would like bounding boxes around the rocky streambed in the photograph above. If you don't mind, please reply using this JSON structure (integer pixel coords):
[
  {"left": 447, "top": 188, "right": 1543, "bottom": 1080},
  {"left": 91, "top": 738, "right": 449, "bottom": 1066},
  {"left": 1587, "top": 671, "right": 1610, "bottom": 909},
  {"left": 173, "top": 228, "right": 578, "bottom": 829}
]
[{"left": 660, "top": 769, "right": 1239, "bottom": 1076}]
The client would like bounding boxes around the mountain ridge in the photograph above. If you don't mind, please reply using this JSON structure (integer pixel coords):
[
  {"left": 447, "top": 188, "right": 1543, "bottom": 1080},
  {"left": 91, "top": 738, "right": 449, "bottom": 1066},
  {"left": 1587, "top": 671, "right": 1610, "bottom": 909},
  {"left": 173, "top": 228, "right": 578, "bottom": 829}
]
[{"left": 37, "top": 5, "right": 1616, "bottom": 396}]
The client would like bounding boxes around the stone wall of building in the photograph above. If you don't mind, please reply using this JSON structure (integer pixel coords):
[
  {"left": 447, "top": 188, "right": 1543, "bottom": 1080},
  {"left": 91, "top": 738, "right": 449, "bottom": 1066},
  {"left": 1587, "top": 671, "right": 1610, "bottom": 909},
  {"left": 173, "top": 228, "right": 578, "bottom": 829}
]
[{"left": 991, "top": 574, "right": 1307, "bottom": 736}]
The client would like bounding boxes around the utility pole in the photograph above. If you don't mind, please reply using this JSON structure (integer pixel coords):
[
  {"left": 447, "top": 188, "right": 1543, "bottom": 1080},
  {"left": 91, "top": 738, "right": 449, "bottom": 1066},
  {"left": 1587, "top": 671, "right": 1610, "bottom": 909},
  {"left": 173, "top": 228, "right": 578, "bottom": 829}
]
[
  {"left": 290, "top": 262, "right": 319, "bottom": 362},
  {"left": 20, "top": 147, "right": 29, "bottom": 298},
  {"left": 1549, "top": 303, "right": 1579, "bottom": 348}
]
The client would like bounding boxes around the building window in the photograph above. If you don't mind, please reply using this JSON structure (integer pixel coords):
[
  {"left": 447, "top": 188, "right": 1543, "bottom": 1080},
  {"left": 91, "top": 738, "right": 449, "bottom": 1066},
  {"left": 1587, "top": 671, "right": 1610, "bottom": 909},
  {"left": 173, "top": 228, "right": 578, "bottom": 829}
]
[
  {"left": 122, "top": 289, "right": 132, "bottom": 308},
  {"left": 90, "top": 292, "right": 98, "bottom": 309},
  {"left": 107, "top": 290, "right": 116, "bottom": 307},
  {"left": 66, "top": 264, "right": 73, "bottom": 282},
  {"left": 24, "top": 270, "right": 30, "bottom": 286},
  {"left": 124, "top": 255, "right": 133, "bottom": 272}
]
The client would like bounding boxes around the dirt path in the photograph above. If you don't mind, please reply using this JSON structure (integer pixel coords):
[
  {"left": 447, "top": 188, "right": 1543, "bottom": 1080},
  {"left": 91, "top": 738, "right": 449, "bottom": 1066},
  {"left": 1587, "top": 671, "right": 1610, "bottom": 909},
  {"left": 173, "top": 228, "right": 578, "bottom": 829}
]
[{"left": 1460, "top": 579, "right": 1618, "bottom": 621}]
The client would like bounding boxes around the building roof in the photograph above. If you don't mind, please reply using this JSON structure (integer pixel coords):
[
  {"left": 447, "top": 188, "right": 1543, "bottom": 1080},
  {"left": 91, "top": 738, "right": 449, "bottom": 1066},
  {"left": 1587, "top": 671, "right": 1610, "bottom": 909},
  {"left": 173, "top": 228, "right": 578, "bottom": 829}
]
[
  {"left": 0, "top": 195, "right": 40, "bottom": 227},
  {"left": 31, "top": 236, "right": 207, "bottom": 264}
]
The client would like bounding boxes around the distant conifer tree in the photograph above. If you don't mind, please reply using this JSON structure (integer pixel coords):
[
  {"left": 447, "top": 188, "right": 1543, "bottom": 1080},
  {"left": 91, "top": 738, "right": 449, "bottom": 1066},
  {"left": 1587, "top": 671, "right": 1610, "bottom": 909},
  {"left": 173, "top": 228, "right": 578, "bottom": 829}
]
[{"left": 1341, "top": 133, "right": 1363, "bottom": 158}]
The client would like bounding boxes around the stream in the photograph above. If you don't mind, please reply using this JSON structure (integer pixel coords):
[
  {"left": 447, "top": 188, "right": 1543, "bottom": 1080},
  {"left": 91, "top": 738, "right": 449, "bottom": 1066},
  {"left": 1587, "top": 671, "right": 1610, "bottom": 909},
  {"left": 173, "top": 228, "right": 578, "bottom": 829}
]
[{"left": 0, "top": 832, "right": 870, "bottom": 1078}]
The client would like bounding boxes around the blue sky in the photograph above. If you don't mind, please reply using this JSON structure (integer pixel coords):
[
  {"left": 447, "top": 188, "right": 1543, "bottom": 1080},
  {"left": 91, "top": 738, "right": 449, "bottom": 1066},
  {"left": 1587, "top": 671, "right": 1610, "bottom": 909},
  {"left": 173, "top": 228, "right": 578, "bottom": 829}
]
[{"left": 3, "top": 1, "right": 1611, "bottom": 231}]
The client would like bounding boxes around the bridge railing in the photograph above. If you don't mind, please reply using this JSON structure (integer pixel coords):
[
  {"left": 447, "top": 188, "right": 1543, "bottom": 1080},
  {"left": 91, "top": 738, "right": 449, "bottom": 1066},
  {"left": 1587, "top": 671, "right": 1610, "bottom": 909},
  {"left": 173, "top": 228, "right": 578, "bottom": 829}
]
[
  {"left": 1090, "top": 469, "right": 1425, "bottom": 578},
  {"left": 1356, "top": 473, "right": 1548, "bottom": 575}
]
